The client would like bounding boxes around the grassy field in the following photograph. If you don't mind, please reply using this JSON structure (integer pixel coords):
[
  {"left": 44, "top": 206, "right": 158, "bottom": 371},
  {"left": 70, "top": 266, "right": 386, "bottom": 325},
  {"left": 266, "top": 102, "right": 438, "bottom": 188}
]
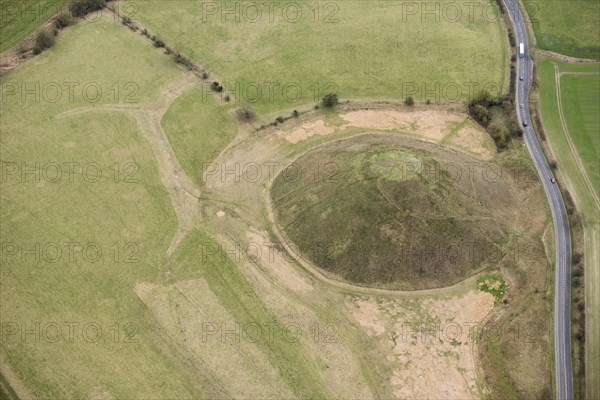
[
  {"left": 0, "top": 0, "right": 69, "bottom": 52},
  {"left": 0, "top": 12, "right": 379, "bottom": 399},
  {"left": 198, "top": 103, "right": 552, "bottom": 398},
  {"left": 560, "top": 73, "right": 600, "bottom": 196},
  {"left": 124, "top": 0, "right": 506, "bottom": 113},
  {"left": 526, "top": 0, "right": 600, "bottom": 59},
  {"left": 537, "top": 56, "right": 600, "bottom": 400},
  {"left": 0, "top": 15, "right": 210, "bottom": 398},
  {"left": 271, "top": 134, "right": 517, "bottom": 290},
  {"left": 0, "top": 1, "right": 556, "bottom": 397},
  {"left": 164, "top": 229, "right": 333, "bottom": 398},
  {"left": 537, "top": 58, "right": 600, "bottom": 210},
  {"left": 161, "top": 87, "right": 238, "bottom": 186}
]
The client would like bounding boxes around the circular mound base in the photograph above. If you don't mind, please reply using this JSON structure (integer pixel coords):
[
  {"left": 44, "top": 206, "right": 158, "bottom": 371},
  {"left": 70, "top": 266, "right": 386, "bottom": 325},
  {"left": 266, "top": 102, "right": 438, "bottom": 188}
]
[{"left": 270, "top": 134, "right": 517, "bottom": 290}]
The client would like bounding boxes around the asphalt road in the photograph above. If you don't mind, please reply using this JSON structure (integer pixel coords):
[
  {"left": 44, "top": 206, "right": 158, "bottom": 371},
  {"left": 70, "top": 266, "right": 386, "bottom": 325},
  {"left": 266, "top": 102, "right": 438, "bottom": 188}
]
[{"left": 503, "top": 1, "right": 573, "bottom": 398}]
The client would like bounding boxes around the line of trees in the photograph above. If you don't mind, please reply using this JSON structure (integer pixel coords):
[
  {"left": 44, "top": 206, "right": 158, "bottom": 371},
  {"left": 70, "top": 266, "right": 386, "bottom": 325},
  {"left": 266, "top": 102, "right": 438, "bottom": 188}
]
[
  {"left": 30, "top": 0, "right": 107, "bottom": 55},
  {"left": 69, "top": 0, "right": 106, "bottom": 17}
]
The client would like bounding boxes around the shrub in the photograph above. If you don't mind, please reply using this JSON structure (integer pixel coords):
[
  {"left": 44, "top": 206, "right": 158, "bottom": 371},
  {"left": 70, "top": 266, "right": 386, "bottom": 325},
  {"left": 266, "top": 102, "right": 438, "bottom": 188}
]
[
  {"left": 472, "top": 104, "right": 489, "bottom": 125},
  {"left": 488, "top": 119, "right": 510, "bottom": 148},
  {"left": 292, "top": 110, "right": 299, "bottom": 117},
  {"left": 572, "top": 251, "right": 583, "bottom": 264},
  {"left": 122, "top": 15, "right": 132, "bottom": 25},
  {"left": 509, "top": 65, "right": 516, "bottom": 97},
  {"left": 549, "top": 160, "right": 558, "bottom": 170},
  {"left": 224, "top": 94, "right": 230, "bottom": 102},
  {"left": 507, "top": 113, "right": 522, "bottom": 137},
  {"left": 142, "top": 28, "right": 148, "bottom": 36},
  {"left": 404, "top": 96, "right": 414, "bottom": 106},
  {"left": 494, "top": 0, "right": 506, "bottom": 14},
  {"left": 202, "top": 71, "right": 209, "bottom": 79},
  {"left": 33, "top": 29, "right": 56, "bottom": 54},
  {"left": 468, "top": 91, "right": 524, "bottom": 150},
  {"left": 564, "top": 190, "right": 576, "bottom": 215},
  {"left": 16, "top": 42, "right": 28, "bottom": 54},
  {"left": 507, "top": 29, "right": 516, "bottom": 47},
  {"left": 534, "top": 109, "right": 546, "bottom": 141},
  {"left": 276, "top": 116, "right": 285, "bottom": 123},
  {"left": 510, "top": 54, "right": 516, "bottom": 63},
  {"left": 164, "top": 46, "right": 172, "bottom": 54},
  {"left": 235, "top": 107, "right": 256, "bottom": 122},
  {"left": 174, "top": 53, "right": 194, "bottom": 70},
  {"left": 322, "top": 93, "right": 338, "bottom": 108},
  {"left": 69, "top": 0, "right": 106, "bottom": 17},
  {"left": 211, "top": 81, "right": 223, "bottom": 92},
  {"left": 153, "top": 37, "right": 165, "bottom": 48},
  {"left": 425, "top": 99, "right": 431, "bottom": 105},
  {"left": 55, "top": 10, "right": 73, "bottom": 29}
]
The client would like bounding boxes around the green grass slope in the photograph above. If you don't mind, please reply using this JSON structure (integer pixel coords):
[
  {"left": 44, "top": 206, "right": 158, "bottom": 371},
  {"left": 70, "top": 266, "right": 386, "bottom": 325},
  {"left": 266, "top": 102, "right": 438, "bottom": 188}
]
[
  {"left": 537, "top": 59, "right": 600, "bottom": 201},
  {"left": 560, "top": 73, "right": 600, "bottom": 194},
  {"left": 0, "top": 15, "right": 207, "bottom": 398},
  {"left": 169, "top": 229, "right": 332, "bottom": 399},
  {"left": 161, "top": 87, "right": 238, "bottom": 186},
  {"left": 527, "top": 0, "right": 600, "bottom": 59}
]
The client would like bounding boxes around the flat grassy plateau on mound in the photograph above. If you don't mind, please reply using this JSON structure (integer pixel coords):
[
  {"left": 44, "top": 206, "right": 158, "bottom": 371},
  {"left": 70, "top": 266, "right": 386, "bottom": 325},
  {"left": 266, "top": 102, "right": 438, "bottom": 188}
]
[{"left": 271, "top": 135, "right": 516, "bottom": 290}]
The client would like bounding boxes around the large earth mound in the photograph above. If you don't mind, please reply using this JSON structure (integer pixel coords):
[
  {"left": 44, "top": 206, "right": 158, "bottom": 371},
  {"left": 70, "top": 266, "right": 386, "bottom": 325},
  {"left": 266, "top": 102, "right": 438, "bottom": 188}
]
[{"left": 271, "top": 134, "right": 517, "bottom": 290}]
